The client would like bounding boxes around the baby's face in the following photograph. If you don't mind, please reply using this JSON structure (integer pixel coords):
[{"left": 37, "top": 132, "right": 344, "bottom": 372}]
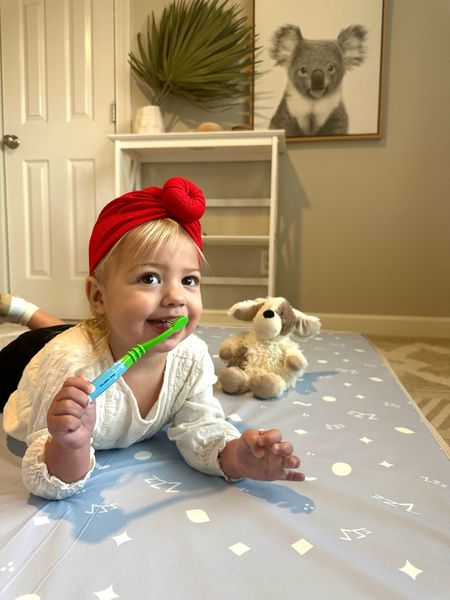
[{"left": 98, "top": 233, "right": 202, "bottom": 357}]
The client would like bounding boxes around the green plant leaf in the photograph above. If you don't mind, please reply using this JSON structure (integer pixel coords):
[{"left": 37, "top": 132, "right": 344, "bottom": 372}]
[{"left": 128, "top": 0, "right": 257, "bottom": 108}]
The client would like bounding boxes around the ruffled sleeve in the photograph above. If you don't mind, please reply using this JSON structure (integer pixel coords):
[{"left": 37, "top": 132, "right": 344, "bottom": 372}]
[
  {"left": 22, "top": 430, "right": 96, "bottom": 500},
  {"left": 167, "top": 342, "right": 240, "bottom": 477},
  {"left": 5, "top": 326, "right": 102, "bottom": 499}
]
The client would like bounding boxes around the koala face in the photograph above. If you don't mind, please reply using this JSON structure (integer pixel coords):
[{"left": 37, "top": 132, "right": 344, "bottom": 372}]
[
  {"left": 289, "top": 40, "right": 345, "bottom": 99},
  {"left": 270, "top": 24, "right": 367, "bottom": 103}
]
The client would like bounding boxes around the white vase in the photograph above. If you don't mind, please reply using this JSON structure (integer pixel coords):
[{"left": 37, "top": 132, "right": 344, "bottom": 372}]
[{"left": 133, "top": 105, "right": 164, "bottom": 134}]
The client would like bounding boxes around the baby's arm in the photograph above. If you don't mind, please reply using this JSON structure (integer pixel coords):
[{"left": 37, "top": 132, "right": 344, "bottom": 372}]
[
  {"left": 219, "top": 429, "right": 305, "bottom": 482},
  {"left": 46, "top": 374, "right": 96, "bottom": 483}
]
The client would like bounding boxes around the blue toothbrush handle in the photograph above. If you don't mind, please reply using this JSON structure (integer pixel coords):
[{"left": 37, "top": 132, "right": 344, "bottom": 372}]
[{"left": 89, "top": 359, "right": 128, "bottom": 402}]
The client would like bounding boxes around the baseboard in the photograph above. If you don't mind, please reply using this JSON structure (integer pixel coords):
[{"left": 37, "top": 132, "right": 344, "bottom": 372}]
[
  {"left": 201, "top": 310, "right": 450, "bottom": 338},
  {"left": 315, "top": 313, "right": 450, "bottom": 338},
  {"left": 201, "top": 310, "right": 241, "bottom": 327}
]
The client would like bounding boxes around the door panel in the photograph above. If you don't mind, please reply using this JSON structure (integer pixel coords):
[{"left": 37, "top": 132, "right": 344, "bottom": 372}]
[{"left": 1, "top": 0, "right": 115, "bottom": 318}]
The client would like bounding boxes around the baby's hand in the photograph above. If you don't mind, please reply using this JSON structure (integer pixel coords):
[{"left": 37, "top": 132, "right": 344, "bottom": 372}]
[
  {"left": 220, "top": 429, "right": 305, "bottom": 482},
  {"left": 47, "top": 375, "right": 96, "bottom": 450}
]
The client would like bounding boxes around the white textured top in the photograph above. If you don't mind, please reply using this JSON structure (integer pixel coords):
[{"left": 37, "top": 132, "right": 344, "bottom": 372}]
[{"left": 3, "top": 325, "right": 240, "bottom": 499}]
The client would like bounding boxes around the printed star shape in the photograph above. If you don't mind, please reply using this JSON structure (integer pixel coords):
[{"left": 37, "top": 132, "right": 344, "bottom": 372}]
[
  {"left": 33, "top": 515, "right": 50, "bottom": 526},
  {"left": 229, "top": 542, "right": 250, "bottom": 556},
  {"left": 227, "top": 413, "right": 242, "bottom": 422},
  {"left": 379, "top": 460, "right": 394, "bottom": 468},
  {"left": 112, "top": 531, "right": 132, "bottom": 547},
  {"left": 186, "top": 509, "right": 210, "bottom": 523},
  {"left": 359, "top": 437, "right": 373, "bottom": 444},
  {"left": 94, "top": 585, "right": 119, "bottom": 600},
  {"left": 399, "top": 560, "right": 423, "bottom": 580},
  {"left": 291, "top": 538, "right": 314, "bottom": 556}
]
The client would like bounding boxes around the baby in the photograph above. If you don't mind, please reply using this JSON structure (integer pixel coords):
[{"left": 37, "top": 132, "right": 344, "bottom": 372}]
[{"left": 3, "top": 178, "right": 304, "bottom": 499}]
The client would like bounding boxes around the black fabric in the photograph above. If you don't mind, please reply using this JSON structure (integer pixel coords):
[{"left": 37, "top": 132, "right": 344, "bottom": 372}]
[{"left": 0, "top": 324, "right": 73, "bottom": 411}]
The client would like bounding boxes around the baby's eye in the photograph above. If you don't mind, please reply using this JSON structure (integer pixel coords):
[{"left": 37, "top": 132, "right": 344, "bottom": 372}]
[
  {"left": 327, "top": 64, "right": 336, "bottom": 73},
  {"left": 139, "top": 272, "right": 160, "bottom": 285},
  {"left": 299, "top": 66, "right": 308, "bottom": 75},
  {"left": 182, "top": 275, "right": 200, "bottom": 287}
]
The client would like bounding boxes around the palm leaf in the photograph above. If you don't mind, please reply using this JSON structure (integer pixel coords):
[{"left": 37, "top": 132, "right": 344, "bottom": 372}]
[{"left": 128, "top": 0, "right": 258, "bottom": 108}]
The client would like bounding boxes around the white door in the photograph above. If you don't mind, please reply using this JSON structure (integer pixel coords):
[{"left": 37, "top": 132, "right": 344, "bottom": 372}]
[{"left": 1, "top": 0, "right": 115, "bottom": 319}]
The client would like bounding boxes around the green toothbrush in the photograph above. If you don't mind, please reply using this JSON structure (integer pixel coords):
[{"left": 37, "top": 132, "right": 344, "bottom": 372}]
[{"left": 89, "top": 315, "right": 189, "bottom": 401}]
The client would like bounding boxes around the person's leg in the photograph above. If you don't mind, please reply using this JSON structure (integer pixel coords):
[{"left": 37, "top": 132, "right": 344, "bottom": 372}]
[
  {"left": 27, "top": 308, "right": 64, "bottom": 329},
  {"left": 0, "top": 293, "right": 63, "bottom": 329},
  {"left": 0, "top": 324, "right": 73, "bottom": 410}
]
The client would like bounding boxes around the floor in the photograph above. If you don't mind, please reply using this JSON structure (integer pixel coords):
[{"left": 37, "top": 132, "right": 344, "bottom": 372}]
[
  {"left": 366, "top": 335, "right": 450, "bottom": 448},
  {"left": 1, "top": 323, "right": 449, "bottom": 449}
]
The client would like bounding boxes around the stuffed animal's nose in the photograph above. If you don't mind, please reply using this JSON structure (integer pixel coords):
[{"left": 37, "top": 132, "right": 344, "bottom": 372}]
[{"left": 263, "top": 310, "right": 275, "bottom": 319}]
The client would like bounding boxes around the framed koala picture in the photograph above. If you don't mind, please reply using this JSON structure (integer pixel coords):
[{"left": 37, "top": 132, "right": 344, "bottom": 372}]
[{"left": 252, "top": 0, "right": 386, "bottom": 142}]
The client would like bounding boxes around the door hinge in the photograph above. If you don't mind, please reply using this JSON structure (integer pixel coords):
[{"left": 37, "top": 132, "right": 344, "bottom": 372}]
[{"left": 111, "top": 101, "right": 116, "bottom": 124}]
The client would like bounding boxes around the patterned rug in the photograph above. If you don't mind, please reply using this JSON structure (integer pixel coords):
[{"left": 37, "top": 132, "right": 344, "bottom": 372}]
[
  {"left": 366, "top": 335, "right": 450, "bottom": 449},
  {"left": 1, "top": 324, "right": 449, "bottom": 450}
]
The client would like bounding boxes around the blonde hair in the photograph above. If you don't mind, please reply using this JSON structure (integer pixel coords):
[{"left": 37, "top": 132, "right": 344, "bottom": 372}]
[{"left": 82, "top": 219, "right": 204, "bottom": 344}]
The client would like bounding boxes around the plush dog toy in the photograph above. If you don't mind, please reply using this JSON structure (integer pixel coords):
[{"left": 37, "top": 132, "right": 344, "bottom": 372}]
[{"left": 218, "top": 297, "right": 321, "bottom": 399}]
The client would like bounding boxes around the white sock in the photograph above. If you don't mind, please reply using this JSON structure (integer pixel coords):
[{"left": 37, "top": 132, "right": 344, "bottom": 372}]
[
  {"left": 5, "top": 296, "right": 39, "bottom": 325},
  {"left": 19, "top": 300, "right": 39, "bottom": 325}
]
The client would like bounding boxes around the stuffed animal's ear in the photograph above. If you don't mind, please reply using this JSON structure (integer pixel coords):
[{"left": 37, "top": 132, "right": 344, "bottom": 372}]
[
  {"left": 292, "top": 309, "right": 321, "bottom": 338},
  {"left": 228, "top": 298, "right": 266, "bottom": 321}
]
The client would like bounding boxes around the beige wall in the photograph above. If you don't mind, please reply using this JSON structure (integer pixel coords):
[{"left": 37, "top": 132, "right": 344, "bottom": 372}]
[{"left": 130, "top": 0, "right": 450, "bottom": 331}]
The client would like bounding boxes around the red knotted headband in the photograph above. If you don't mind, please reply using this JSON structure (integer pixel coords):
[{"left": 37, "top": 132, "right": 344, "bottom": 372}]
[{"left": 88, "top": 177, "right": 206, "bottom": 273}]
